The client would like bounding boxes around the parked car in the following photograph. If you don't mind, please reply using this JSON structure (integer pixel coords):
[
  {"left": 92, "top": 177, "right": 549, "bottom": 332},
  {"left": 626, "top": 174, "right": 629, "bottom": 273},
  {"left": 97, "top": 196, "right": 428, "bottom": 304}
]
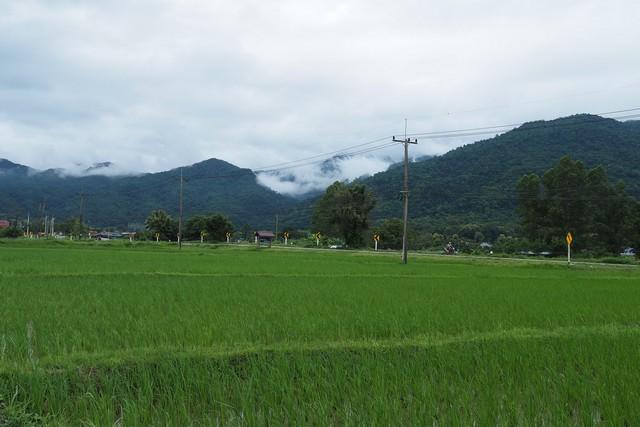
[{"left": 620, "top": 248, "right": 636, "bottom": 256}]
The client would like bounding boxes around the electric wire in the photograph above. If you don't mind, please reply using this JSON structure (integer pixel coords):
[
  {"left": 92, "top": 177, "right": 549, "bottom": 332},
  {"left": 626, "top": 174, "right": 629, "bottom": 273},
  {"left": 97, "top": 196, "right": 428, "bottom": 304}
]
[{"left": 14, "top": 108, "right": 640, "bottom": 212}]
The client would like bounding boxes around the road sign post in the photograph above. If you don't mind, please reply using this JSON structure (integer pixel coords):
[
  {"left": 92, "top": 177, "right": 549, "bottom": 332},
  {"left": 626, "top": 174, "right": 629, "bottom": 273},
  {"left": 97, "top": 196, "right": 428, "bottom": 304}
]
[
  {"left": 283, "top": 231, "right": 289, "bottom": 246},
  {"left": 566, "top": 232, "right": 573, "bottom": 265},
  {"left": 373, "top": 233, "right": 380, "bottom": 251},
  {"left": 315, "top": 232, "right": 321, "bottom": 247},
  {"left": 226, "top": 232, "right": 231, "bottom": 244}
]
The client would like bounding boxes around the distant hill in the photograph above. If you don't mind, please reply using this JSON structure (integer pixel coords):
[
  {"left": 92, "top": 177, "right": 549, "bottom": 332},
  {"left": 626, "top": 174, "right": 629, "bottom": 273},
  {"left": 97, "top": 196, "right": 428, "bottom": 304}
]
[
  {"left": 0, "top": 158, "right": 297, "bottom": 229},
  {"left": 3, "top": 114, "right": 639, "bottom": 232},
  {"left": 362, "top": 114, "right": 640, "bottom": 228}
]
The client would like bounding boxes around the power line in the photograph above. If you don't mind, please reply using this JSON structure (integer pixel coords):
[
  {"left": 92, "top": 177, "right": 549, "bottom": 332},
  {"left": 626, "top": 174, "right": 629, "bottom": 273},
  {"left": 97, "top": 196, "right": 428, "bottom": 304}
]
[
  {"left": 58, "top": 110, "right": 640, "bottom": 202},
  {"left": 12, "top": 107, "right": 640, "bottom": 219},
  {"left": 251, "top": 135, "right": 392, "bottom": 170},
  {"left": 408, "top": 108, "right": 640, "bottom": 138}
]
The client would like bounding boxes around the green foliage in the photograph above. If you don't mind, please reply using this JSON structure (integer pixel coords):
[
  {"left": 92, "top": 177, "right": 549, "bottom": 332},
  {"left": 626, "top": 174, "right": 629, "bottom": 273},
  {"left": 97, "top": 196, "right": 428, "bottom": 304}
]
[
  {"left": 374, "top": 218, "right": 405, "bottom": 249},
  {"left": 358, "top": 115, "right": 640, "bottom": 231},
  {"left": 184, "top": 213, "right": 234, "bottom": 241},
  {"left": 0, "top": 393, "right": 45, "bottom": 426},
  {"left": 0, "top": 227, "right": 21, "bottom": 239},
  {"left": 5, "top": 116, "right": 640, "bottom": 237},
  {"left": 517, "top": 156, "right": 638, "bottom": 252},
  {"left": 312, "top": 182, "right": 376, "bottom": 247},
  {"left": 0, "top": 159, "right": 296, "bottom": 229},
  {"left": 57, "top": 217, "right": 87, "bottom": 237},
  {"left": 492, "top": 234, "right": 529, "bottom": 253},
  {"left": 144, "top": 210, "right": 178, "bottom": 240}
]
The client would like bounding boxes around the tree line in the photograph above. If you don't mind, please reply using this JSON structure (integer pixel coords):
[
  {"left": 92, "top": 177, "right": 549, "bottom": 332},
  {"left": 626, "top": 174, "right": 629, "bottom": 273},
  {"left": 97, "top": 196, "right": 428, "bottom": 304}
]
[
  {"left": 144, "top": 210, "right": 234, "bottom": 242},
  {"left": 517, "top": 156, "right": 640, "bottom": 253},
  {"left": 307, "top": 156, "right": 639, "bottom": 256},
  {"left": 2, "top": 155, "right": 638, "bottom": 257}
]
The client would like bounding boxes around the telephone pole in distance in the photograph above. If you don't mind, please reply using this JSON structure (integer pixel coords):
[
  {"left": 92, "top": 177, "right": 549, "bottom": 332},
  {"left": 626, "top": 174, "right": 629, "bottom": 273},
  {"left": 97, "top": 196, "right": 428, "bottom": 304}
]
[
  {"left": 393, "top": 123, "right": 418, "bottom": 264},
  {"left": 178, "top": 168, "right": 184, "bottom": 249}
]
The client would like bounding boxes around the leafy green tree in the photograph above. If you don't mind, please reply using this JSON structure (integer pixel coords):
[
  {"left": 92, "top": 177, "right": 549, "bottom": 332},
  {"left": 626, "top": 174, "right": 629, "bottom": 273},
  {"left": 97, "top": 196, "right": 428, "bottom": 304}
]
[
  {"left": 59, "top": 217, "right": 88, "bottom": 237},
  {"left": 541, "top": 156, "right": 589, "bottom": 241},
  {"left": 431, "top": 232, "right": 445, "bottom": 249},
  {"left": 0, "top": 226, "right": 21, "bottom": 238},
  {"left": 239, "top": 223, "right": 253, "bottom": 241},
  {"left": 184, "top": 215, "right": 208, "bottom": 241},
  {"left": 375, "top": 218, "right": 405, "bottom": 249},
  {"left": 145, "top": 210, "right": 178, "bottom": 241},
  {"left": 516, "top": 174, "right": 545, "bottom": 241},
  {"left": 626, "top": 200, "right": 640, "bottom": 256},
  {"left": 584, "top": 168, "right": 630, "bottom": 252},
  {"left": 184, "top": 214, "right": 234, "bottom": 242},
  {"left": 312, "top": 182, "right": 376, "bottom": 247},
  {"left": 517, "top": 156, "right": 637, "bottom": 252}
]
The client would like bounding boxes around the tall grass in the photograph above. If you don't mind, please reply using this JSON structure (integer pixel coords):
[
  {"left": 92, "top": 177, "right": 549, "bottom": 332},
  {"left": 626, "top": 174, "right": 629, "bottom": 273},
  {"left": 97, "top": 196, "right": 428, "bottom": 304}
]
[{"left": 1, "top": 241, "right": 639, "bottom": 424}]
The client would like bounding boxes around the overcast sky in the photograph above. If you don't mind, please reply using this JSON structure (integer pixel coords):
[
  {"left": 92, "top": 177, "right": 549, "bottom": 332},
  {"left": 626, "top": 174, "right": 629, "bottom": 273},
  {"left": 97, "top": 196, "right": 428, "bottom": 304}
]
[{"left": 1, "top": 0, "right": 639, "bottom": 193}]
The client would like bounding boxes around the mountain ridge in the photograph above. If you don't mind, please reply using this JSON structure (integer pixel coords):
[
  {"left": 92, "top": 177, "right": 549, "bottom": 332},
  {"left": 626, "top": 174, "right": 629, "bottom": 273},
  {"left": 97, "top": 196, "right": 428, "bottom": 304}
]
[
  {"left": 2, "top": 114, "right": 639, "bottom": 232},
  {"left": 0, "top": 158, "right": 297, "bottom": 229},
  {"left": 361, "top": 114, "right": 640, "bottom": 228}
]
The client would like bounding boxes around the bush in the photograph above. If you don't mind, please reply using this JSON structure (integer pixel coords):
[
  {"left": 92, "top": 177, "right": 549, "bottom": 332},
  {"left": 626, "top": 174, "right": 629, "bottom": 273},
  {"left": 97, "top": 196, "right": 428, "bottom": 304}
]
[{"left": 0, "top": 227, "right": 22, "bottom": 238}]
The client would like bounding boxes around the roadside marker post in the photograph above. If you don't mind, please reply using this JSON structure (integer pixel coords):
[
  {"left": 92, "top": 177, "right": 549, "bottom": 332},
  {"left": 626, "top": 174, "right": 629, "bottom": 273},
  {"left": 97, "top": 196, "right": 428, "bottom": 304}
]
[
  {"left": 315, "top": 232, "right": 321, "bottom": 247},
  {"left": 566, "top": 232, "right": 573, "bottom": 265},
  {"left": 226, "top": 232, "right": 231, "bottom": 244},
  {"left": 283, "top": 231, "right": 289, "bottom": 246},
  {"left": 373, "top": 234, "right": 380, "bottom": 251}
]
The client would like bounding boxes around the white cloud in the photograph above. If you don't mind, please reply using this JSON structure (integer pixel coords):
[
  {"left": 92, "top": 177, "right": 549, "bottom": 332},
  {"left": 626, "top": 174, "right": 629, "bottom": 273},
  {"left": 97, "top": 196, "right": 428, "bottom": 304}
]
[
  {"left": 256, "top": 155, "right": 394, "bottom": 195},
  {"left": 0, "top": 0, "right": 639, "bottom": 192}
]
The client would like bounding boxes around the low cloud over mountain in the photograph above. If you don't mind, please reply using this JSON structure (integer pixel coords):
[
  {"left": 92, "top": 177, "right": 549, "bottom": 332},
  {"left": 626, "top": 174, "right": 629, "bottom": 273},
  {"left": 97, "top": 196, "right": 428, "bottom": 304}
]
[{"left": 256, "top": 155, "right": 394, "bottom": 196}]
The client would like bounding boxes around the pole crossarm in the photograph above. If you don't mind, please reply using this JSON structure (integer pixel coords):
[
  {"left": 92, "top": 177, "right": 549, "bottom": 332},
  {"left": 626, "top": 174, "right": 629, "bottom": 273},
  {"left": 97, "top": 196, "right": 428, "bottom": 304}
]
[{"left": 392, "top": 137, "right": 418, "bottom": 144}]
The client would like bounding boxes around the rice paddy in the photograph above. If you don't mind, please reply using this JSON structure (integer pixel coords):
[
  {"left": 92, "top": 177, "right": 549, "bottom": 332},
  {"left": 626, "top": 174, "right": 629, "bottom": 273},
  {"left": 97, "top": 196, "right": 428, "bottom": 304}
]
[{"left": 1, "top": 240, "right": 639, "bottom": 425}]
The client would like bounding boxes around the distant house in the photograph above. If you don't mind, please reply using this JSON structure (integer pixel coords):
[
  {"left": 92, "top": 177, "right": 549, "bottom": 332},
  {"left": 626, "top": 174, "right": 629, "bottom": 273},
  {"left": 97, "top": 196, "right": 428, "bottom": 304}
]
[
  {"left": 255, "top": 231, "right": 275, "bottom": 247},
  {"left": 0, "top": 220, "right": 10, "bottom": 229}
]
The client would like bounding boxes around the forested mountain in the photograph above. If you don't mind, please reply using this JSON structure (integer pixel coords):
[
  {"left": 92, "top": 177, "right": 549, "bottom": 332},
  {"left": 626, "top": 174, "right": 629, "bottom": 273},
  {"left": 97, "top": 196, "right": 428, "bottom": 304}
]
[
  {"left": 0, "top": 158, "right": 297, "bottom": 229},
  {"left": 361, "top": 115, "right": 640, "bottom": 229},
  {"left": 2, "top": 114, "right": 639, "bottom": 233}
]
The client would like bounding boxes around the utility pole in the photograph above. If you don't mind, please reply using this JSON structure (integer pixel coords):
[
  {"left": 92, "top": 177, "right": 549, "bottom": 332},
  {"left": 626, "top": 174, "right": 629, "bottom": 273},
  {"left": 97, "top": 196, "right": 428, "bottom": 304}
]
[
  {"left": 393, "top": 119, "right": 418, "bottom": 264},
  {"left": 275, "top": 214, "right": 279, "bottom": 242},
  {"left": 39, "top": 201, "right": 46, "bottom": 235},
  {"left": 26, "top": 212, "right": 30, "bottom": 237},
  {"left": 78, "top": 193, "right": 85, "bottom": 226},
  {"left": 178, "top": 168, "right": 184, "bottom": 249}
]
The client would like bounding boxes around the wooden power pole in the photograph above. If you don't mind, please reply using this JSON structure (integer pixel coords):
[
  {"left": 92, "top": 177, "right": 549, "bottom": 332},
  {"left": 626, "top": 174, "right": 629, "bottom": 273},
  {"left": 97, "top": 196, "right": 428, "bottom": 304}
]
[
  {"left": 178, "top": 168, "right": 184, "bottom": 249},
  {"left": 393, "top": 122, "right": 418, "bottom": 264}
]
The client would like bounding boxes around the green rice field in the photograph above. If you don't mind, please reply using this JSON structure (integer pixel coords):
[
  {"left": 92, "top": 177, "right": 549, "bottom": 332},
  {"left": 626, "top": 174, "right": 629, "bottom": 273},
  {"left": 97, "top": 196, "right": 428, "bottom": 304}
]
[{"left": 1, "top": 240, "right": 640, "bottom": 425}]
